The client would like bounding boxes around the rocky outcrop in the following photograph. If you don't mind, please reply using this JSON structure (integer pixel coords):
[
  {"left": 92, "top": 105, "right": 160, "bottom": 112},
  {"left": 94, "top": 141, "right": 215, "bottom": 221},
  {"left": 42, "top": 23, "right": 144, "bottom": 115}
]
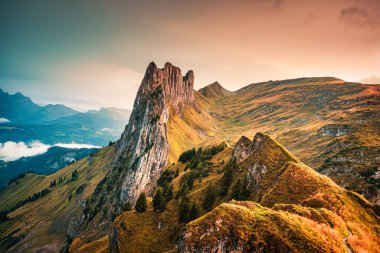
[
  {"left": 231, "top": 132, "right": 272, "bottom": 163},
  {"left": 114, "top": 62, "right": 195, "bottom": 205},
  {"left": 87, "top": 62, "right": 197, "bottom": 222},
  {"left": 198, "top": 81, "right": 231, "bottom": 98},
  {"left": 231, "top": 136, "right": 252, "bottom": 162},
  {"left": 318, "top": 124, "right": 354, "bottom": 136},
  {"left": 232, "top": 132, "right": 300, "bottom": 202}
]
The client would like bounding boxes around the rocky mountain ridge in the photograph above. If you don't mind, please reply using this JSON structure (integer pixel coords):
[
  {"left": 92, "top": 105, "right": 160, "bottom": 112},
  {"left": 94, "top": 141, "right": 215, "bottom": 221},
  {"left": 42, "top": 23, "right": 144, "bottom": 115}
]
[
  {"left": 83, "top": 62, "right": 208, "bottom": 233},
  {"left": 115, "top": 62, "right": 196, "bottom": 204}
]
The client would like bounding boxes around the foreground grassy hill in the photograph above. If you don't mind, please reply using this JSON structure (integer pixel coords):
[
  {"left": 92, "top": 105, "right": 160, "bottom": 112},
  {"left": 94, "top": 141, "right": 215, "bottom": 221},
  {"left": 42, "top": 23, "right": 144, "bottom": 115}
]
[{"left": 101, "top": 133, "right": 380, "bottom": 253}]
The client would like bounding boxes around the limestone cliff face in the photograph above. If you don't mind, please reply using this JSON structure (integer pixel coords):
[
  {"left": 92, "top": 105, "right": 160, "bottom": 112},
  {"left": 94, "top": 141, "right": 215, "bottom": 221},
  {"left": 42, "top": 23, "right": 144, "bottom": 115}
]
[{"left": 114, "top": 62, "right": 195, "bottom": 205}]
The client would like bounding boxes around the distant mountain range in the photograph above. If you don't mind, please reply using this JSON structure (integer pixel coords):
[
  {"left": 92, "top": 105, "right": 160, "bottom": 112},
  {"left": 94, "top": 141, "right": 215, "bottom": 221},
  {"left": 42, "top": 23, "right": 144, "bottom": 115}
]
[
  {"left": 0, "top": 89, "right": 131, "bottom": 146},
  {"left": 0, "top": 89, "right": 78, "bottom": 123}
]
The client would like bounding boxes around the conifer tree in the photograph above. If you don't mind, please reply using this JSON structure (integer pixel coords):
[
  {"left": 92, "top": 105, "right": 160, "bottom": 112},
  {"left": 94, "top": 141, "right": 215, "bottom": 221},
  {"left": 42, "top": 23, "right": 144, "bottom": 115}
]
[
  {"left": 178, "top": 196, "right": 190, "bottom": 222},
  {"left": 174, "top": 168, "right": 179, "bottom": 178},
  {"left": 164, "top": 184, "right": 174, "bottom": 201},
  {"left": 202, "top": 184, "right": 216, "bottom": 211},
  {"left": 186, "top": 172, "right": 195, "bottom": 189},
  {"left": 220, "top": 160, "right": 233, "bottom": 196},
  {"left": 153, "top": 188, "right": 166, "bottom": 212},
  {"left": 189, "top": 203, "right": 199, "bottom": 221},
  {"left": 135, "top": 192, "right": 147, "bottom": 212},
  {"left": 123, "top": 201, "right": 132, "bottom": 211},
  {"left": 231, "top": 179, "right": 242, "bottom": 200}
]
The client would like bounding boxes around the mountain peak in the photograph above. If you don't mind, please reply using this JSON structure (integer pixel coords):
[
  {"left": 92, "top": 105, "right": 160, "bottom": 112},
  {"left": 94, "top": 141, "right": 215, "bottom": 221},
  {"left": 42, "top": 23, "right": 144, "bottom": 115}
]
[
  {"left": 232, "top": 132, "right": 275, "bottom": 163},
  {"left": 198, "top": 81, "right": 231, "bottom": 98},
  {"left": 139, "top": 62, "right": 195, "bottom": 111}
]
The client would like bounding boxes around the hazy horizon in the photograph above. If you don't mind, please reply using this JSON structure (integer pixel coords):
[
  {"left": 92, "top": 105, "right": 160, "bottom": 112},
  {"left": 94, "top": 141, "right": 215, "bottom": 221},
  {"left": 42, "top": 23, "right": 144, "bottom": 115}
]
[{"left": 1, "top": 0, "right": 380, "bottom": 111}]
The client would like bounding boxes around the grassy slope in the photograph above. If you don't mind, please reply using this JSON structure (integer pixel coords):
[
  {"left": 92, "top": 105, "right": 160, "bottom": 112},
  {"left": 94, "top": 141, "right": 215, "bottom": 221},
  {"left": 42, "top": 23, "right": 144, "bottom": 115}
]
[
  {"left": 167, "top": 91, "right": 218, "bottom": 163},
  {"left": 185, "top": 202, "right": 347, "bottom": 253},
  {"left": 110, "top": 133, "right": 379, "bottom": 253},
  {"left": 202, "top": 78, "right": 380, "bottom": 203},
  {"left": 0, "top": 145, "right": 115, "bottom": 253},
  {"left": 182, "top": 135, "right": 380, "bottom": 252}
]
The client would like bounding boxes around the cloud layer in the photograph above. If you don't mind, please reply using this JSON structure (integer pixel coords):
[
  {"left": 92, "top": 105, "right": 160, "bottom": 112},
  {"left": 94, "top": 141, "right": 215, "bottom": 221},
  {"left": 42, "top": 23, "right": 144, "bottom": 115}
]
[
  {"left": 54, "top": 143, "right": 101, "bottom": 149},
  {"left": 0, "top": 118, "right": 10, "bottom": 123},
  {"left": 0, "top": 141, "right": 101, "bottom": 162},
  {"left": 0, "top": 141, "right": 51, "bottom": 162}
]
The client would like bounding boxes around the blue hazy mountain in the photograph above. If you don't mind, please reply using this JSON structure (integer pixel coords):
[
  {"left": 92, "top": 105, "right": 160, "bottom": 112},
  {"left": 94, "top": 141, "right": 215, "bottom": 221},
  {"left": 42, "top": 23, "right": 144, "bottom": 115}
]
[
  {"left": 47, "top": 107, "right": 131, "bottom": 132},
  {"left": 0, "top": 89, "right": 131, "bottom": 146},
  {"left": 0, "top": 89, "right": 78, "bottom": 123}
]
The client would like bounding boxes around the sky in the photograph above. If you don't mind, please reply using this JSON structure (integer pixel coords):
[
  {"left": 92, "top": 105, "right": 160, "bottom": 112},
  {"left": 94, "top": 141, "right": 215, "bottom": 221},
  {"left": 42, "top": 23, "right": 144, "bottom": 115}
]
[{"left": 1, "top": 0, "right": 379, "bottom": 111}]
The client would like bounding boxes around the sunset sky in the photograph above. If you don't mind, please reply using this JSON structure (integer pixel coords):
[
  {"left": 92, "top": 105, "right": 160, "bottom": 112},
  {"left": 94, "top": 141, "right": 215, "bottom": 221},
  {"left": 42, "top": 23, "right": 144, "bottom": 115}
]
[{"left": 1, "top": 0, "right": 379, "bottom": 111}]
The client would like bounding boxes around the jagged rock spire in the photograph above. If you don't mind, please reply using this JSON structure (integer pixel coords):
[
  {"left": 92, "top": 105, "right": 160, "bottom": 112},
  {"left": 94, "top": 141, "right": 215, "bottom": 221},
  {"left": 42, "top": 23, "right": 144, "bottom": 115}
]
[{"left": 97, "top": 62, "right": 196, "bottom": 217}]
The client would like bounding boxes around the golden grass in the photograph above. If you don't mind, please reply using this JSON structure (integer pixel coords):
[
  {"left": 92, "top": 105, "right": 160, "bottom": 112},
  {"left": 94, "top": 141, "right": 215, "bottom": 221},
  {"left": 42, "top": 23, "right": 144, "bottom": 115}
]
[
  {"left": 71, "top": 236, "right": 108, "bottom": 253},
  {"left": 184, "top": 201, "right": 347, "bottom": 252},
  {"left": 0, "top": 145, "right": 116, "bottom": 252}
]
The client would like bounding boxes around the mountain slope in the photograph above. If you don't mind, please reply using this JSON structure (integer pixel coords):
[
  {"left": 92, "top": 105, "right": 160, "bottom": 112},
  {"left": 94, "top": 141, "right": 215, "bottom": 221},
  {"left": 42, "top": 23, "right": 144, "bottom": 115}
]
[
  {"left": 23, "top": 104, "right": 79, "bottom": 124},
  {"left": 0, "top": 107, "right": 131, "bottom": 146},
  {"left": 0, "top": 89, "right": 131, "bottom": 146},
  {"left": 0, "top": 145, "right": 115, "bottom": 252},
  {"left": 0, "top": 89, "right": 41, "bottom": 122},
  {"left": 179, "top": 133, "right": 380, "bottom": 252},
  {"left": 0, "top": 89, "right": 79, "bottom": 123},
  {"left": 106, "top": 132, "right": 379, "bottom": 253},
  {"left": 200, "top": 77, "right": 380, "bottom": 203}
]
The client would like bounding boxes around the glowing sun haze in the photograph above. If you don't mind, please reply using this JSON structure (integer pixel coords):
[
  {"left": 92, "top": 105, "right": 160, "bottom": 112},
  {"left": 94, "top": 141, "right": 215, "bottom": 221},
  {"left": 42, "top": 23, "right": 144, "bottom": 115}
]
[{"left": 1, "top": 0, "right": 379, "bottom": 111}]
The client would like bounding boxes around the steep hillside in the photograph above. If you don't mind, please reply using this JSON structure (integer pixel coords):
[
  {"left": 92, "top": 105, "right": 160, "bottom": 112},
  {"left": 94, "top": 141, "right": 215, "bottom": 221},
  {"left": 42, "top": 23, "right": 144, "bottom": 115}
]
[
  {"left": 202, "top": 77, "right": 380, "bottom": 203},
  {"left": 0, "top": 145, "right": 116, "bottom": 252},
  {"left": 108, "top": 132, "right": 379, "bottom": 253},
  {"left": 182, "top": 133, "right": 380, "bottom": 252},
  {"left": 0, "top": 61, "right": 217, "bottom": 253}
]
